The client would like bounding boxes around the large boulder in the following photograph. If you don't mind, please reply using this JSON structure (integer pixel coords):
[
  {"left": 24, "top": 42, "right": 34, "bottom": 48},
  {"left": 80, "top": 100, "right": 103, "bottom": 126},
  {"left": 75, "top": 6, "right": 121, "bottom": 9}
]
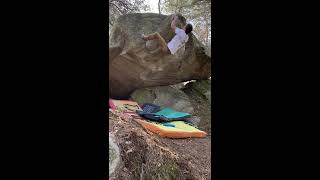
[
  {"left": 109, "top": 13, "right": 211, "bottom": 99},
  {"left": 130, "top": 86, "right": 194, "bottom": 114},
  {"left": 183, "top": 80, "right": 211, "bottom": 133}
]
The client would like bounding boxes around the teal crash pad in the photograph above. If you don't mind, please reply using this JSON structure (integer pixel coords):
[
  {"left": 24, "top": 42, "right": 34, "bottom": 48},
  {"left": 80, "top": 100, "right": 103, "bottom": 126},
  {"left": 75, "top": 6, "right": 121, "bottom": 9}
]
[{"left": 154, "top": 107, "right": 191, "bottom": 121}]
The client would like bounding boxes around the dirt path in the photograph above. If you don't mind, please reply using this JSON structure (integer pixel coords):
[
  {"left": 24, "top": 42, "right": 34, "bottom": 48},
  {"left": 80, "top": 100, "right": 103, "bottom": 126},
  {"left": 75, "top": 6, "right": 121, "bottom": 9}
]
[{"left": 161, "top": 136, "right": 212, "bottom": 178}]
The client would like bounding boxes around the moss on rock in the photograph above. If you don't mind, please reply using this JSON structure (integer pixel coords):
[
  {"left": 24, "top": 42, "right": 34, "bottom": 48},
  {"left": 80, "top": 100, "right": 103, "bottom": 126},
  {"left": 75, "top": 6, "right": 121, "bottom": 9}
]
[{"left": 185, "top": 80, "right": 211, "bottom": 104}]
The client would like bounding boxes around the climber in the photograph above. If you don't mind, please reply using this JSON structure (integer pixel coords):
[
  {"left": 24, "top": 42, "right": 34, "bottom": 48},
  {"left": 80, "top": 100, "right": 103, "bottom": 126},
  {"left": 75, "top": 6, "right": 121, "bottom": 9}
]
[{"left": 142, "top": 14, "right": 193, "bottom": 55}]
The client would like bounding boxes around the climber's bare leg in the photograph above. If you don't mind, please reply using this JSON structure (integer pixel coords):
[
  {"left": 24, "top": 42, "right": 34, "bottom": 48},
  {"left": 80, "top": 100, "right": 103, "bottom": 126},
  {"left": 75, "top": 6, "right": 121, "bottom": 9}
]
[
  {"left": 143, "top": 32, "right": 169, "bottom": 53},
  {"left": 156, "top": 33, "right": 170, "bottom": 53},
  {"left": 142, "top": 32, "right": 158, "bottom": 40}
]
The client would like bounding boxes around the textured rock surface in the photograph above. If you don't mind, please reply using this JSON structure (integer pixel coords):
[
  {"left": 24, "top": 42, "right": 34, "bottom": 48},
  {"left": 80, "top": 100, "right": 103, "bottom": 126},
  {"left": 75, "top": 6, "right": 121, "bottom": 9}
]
[
  {"left": 185, "top": 80, "right": 211, "bottom": 104},
  {"left": 169, "top": 82, "right": 186, "bottom": 90},
  {"left": 185, "top": 116, "right": 201, "bottom": 126},
  {"left": 109, "top": 134, "right": 120, "bottom": 176},
  {"left": 183, "top": 80, "right": 211, "bottom": 133},
  {"left": 130, "top": 86, "right": 194, "bottom": 114},
  {"left": 109, "top": 13, "right": 211, "bottom": 99}
]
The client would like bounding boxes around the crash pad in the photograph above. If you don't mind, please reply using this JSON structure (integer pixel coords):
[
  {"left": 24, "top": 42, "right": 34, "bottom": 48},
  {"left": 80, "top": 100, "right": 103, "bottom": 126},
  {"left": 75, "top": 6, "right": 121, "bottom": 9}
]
[
  {"left": 141, "top": 103, "right": 161, "bottom": 113},
  {"left": 154, "top": 107, "right": 191, "bottom": 120},
  {"left": 137, "top": 107, "right": 191, "bottom": 122},
  {"left": 109, "top": 99, "right": 142, "bottom": 112},
  {"left": 134, "top": 119, "right": 207, "bottom": 138}
]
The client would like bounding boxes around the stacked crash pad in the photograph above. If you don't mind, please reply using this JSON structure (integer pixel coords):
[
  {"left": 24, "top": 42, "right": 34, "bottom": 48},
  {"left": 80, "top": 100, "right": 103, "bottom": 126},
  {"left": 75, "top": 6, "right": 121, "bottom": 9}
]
[{"left": 109, "top": 99, "right": 207, "bottom": 138}]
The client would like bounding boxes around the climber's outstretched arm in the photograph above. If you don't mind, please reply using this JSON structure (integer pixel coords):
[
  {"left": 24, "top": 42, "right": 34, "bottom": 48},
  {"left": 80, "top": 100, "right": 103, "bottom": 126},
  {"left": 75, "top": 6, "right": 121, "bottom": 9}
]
[{"left": 171, "top": 15, "right": 178, "bottom": 32}]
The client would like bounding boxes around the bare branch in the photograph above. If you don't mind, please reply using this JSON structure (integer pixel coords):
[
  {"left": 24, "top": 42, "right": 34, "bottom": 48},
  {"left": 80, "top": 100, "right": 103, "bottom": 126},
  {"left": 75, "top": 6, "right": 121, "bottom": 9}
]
[{"left": 110, "top": 2, "right": 125, "bottom": 14}]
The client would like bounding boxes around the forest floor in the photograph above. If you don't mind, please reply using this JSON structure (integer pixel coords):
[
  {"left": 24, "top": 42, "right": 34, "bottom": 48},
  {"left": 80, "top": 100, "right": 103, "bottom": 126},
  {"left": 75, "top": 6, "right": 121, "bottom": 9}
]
[{"left": 109, "top": 110, "right": 212, "bottom": 180}]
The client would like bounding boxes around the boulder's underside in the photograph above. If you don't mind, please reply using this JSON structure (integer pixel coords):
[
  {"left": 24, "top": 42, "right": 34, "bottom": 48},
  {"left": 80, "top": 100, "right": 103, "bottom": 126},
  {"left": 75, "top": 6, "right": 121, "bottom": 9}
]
[{"left": 109, "top": 13, "right": 211, "bottom": 99}]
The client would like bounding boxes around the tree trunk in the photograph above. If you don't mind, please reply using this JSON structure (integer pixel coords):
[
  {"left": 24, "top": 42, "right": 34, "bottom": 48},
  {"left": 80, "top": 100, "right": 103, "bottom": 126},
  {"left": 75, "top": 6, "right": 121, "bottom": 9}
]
[
  {"left": 205, "top": 18, "right": 209, "bottom": 45},
  {"left": 158, "top": 0, "right": 161, "bottom": 14}
]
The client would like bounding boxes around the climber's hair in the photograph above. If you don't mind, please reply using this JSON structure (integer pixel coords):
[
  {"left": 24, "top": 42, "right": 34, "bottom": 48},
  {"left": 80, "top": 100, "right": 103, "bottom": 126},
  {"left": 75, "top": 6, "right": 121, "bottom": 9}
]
[{"left": 185, "top": 24, "right": 193, "bottom": 34}]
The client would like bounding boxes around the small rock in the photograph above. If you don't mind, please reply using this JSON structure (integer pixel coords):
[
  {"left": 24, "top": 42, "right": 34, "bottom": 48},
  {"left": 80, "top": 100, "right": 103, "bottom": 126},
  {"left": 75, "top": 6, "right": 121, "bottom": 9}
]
[{"left": 185, "top": 116, "right": 201, "bottom": 126}]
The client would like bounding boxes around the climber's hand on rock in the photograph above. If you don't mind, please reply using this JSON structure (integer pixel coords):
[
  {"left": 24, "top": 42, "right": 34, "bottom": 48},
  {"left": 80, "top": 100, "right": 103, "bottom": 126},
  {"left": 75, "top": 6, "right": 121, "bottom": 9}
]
[{"left": 171, "top": 14, "right": 178, "bottom": 21}]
